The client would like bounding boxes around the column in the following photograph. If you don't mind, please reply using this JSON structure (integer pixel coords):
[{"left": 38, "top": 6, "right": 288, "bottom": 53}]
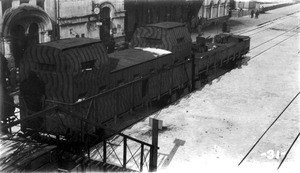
[
  {"left": 225, "top": 3, "right": 228, "bottom": 15},
  {"left": 12, "top": 0, "right": 20, "bottom": 8},
  {"left": 3, "top": 37, "right": 14, "bottom": 69},
  {"left": 43, "top": 32, "right": 51, "bottom": 42},
  {"left": 0, "top": 0, "right": 3, "bottom": 55},
  {"left": 0, "top": 0, "right": 3, "bottom": 19},
  {"left": 4, "top": 37, "right": 17, "bottom": 88},
  {"left": 210, "top": 5, "right": 213, "bottom": 19},
  {"left": 217, "top": 4, "right": 221, "bottom": 17}
]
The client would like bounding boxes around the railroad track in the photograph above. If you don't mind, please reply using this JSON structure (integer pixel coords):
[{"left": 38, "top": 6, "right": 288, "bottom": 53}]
[
  {"left": 243, "top": 11, "right": 300, "bottom": 61},
  {"left": 249, "top": 26, "right": 300, "bottom": 60},
  {"left": 232, "top": 11, "right": 300, "bottom": 60},
  {"left": 236, "top": 11, "right": 300, "bottom": 168},
  {"left": 250, "top": 26, "right": 300, "bottom": 51},
  {"left": 238, "top": 92, "right": 300, "bottom": 169}
]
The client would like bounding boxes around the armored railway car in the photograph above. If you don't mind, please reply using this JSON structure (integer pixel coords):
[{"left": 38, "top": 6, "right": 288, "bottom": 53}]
[{"left": 19, "top": 22, "right": 250, "bottom": 138}]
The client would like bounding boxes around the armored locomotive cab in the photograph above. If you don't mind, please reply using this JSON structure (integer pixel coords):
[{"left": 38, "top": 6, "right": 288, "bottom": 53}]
[
  {"left": 131, "top": 22, "right": 192, "bottom": 61},
  {"left": 20, "top": 38, "right": 110, "bottom": 104},
  {"left": 20, "top": 38, "right": 110, "bottom": 133}
]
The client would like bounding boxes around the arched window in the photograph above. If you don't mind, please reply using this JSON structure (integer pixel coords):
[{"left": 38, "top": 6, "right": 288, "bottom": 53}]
[
  {"left": 217, "top": 0, "right": 221, "bottom": 17},
  {"left": 11, "top": 25, "right": 26, "bottom": 66},
  {"left": 28, "top": 23, "right": 39, "bottom": 46},
  {"left": 37, "top": 0, "right": 45, "bottom": 9}
]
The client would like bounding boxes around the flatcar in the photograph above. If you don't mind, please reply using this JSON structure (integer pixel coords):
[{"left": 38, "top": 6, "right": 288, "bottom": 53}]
[{"left": 18, "top": 22, "right": 250, "bottom": 137}]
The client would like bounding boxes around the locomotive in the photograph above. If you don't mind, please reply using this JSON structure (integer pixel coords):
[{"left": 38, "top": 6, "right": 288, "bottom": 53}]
[{"left": 19, "top": 22, "right": 250, "bottom": 138}]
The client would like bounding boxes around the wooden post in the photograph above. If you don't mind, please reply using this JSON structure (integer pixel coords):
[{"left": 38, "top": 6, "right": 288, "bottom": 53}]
[{"left": 149, "top": 118, "right": 158, "bottom": 172}]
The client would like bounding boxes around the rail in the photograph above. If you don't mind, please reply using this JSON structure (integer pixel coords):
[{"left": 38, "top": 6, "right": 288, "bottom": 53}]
[{"left": 238, "top": 91, "right": 300, "bottom": 167}]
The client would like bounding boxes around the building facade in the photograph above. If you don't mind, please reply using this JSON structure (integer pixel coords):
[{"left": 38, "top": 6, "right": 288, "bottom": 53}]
[
  {"left": 198, "top": 0, "right": 230, "bottom": 19},
  {"left": 124, "top": 0, "right": 203, "bottom": 41},
  {"left": 0, "top": 0, "right": 125, "bottom": 71},
  {"left": 124, "top": 0, "right": 230, "bottom": 41},
  {"left": 232, "top": 0, "right": 260, "bottom": 17}
]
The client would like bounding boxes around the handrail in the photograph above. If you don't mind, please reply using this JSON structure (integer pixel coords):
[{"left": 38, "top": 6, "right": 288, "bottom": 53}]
[
  {"left": 2, "top": 103, "right": 158, "bottom": 172},
  {"left": 1, "top": 106, "right": 59, "bottom": 129},
  {"left": 120, "top": 133, "right": 153, "bottom": 148}
]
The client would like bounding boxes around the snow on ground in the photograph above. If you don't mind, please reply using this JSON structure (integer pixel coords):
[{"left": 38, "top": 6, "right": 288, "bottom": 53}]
[
  {"left": 191, "top": 3, "right": 300, "bottom": 42},
  {"left": 120, "top": 5, "right": 300, "bottom": 173}
]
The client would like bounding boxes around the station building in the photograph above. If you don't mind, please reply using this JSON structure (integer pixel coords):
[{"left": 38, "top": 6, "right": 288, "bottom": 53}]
[
  {"left": 0, "top": 0, "right": 125, "bottom": 70},
  {"left": 0, "top": 0, "right": 230, "bottom": 76},
  {"left": 198, "top": 0, "right": 230, "bottom": 19},
  {"left": 124, "top": 0, "right": 230, "bottom": 40}
]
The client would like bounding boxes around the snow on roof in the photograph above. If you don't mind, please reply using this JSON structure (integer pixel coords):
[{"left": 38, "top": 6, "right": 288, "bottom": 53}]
[
  {"left": 134, "top": 47, "right": 172, "bottom": 57},
  {"left": 38, "top": 38, "right": 101, "bottom": 51}
]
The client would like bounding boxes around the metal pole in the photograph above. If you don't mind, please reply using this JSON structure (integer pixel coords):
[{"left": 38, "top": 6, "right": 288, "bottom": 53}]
[
  {"left": 123, "top": 136, "right": 127, "bottom": 168},
  {"left": 149, "top": 118, "right": 158, "bottom": 172},
  {"left": 103, "top": 134, "right": 107, "bottom": 163},
  {"left": 140, "top": 144, "right": 144, "bottom": 172}
]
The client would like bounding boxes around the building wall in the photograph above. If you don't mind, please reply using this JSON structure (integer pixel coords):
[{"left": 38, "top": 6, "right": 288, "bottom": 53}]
[
  {"left": 0, "top": 0, "right": 125, "bottom": 77},
  {"left": 235, "top": 0, "right": 257, "bottom": 10},
  {"left": 198, "top": 0, "right": 229, "bottom": 19},
  {"left": 124, "top": 0, "right": 203, "bottom": 41},
  {"left": 56, "top": 0, "right": 125, "bottom": 41},
  {"left": 0, "top": 0, "right": 125, "bottom": 43}
]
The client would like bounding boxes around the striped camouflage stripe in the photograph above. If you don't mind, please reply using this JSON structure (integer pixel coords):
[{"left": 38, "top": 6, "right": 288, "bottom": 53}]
[
  {"left": 131, "top": 22, "right": 192, "bottom": 61},
  {"left": 20, "top": 38, "right": 110, "bottom": 103}
]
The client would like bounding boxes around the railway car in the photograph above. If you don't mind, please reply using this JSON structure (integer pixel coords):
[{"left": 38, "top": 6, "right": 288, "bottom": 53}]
[{"left": 19, "top": 22, "right": 250, "bottom": 138}]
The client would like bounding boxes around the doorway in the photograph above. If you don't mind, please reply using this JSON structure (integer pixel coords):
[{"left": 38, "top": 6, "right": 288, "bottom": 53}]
[
  {"left": 10, "top": 23, "right": 39, "bottom": 67},
  {"left": 100, "top": 7, "right": 111, "bottom": 41}
]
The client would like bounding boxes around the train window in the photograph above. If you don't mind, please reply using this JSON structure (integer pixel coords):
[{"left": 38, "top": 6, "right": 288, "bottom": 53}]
[
  {"left": 38, "top": 63, "right": 55, "bottom": 71},
  {"left": 143, "top": 37, "right": 162, "bottom": 45},
  {"left": 81, "top": 60, "right": 95, "bottom": 71},
  {"left": 142, "top": 79, "right": 149, "bottom": 97},
  {"left": 177, "top": 37, "right": 184, "bottom": 43}
]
